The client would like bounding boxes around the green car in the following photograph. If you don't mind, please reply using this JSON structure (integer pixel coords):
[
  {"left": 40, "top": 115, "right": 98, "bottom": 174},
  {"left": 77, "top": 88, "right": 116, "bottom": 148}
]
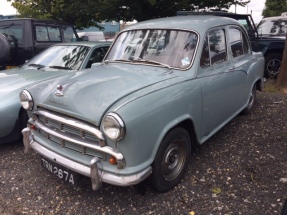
[
  {"left": 20, "top": 16, "right": 264, "bottom": 192},
  {"left": 0, "top": 41, "right": 111, "bottom": 144}
]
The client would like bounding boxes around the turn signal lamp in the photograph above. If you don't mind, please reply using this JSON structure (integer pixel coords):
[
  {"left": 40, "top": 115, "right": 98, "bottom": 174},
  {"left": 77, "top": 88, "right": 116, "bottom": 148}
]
[{"left": 109, "top": 156, "right": 117, "bottom": 165}]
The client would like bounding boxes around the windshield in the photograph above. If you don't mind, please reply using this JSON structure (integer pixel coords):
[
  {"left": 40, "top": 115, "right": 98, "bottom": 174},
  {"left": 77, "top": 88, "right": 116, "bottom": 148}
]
[
  {"left": 25, "top": 45, "right": 90, "bottom": 70},
  {"left": 106, "top": 29, "right": 198, "bottom": 69},
  {"left": 257, "top": 18, "right": 287, "bottom": 36}
]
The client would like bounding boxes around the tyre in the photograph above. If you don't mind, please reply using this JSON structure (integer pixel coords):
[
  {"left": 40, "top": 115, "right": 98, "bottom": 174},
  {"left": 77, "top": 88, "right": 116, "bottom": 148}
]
[
  {"left": 0, "top": 33, "right": 16, "bottom": 63},
  {"left": 20, "top": 108, "right": 29, "bottom": 131},
  {"left": 241, "top": 84, "right": 256, "bottom": 115},
  {"left": 151, "top": 127, "right": 191, "bottom": 192},
  {"left": 0, "top": 33, "right": 10, "bottom": 63},
  {"left": 264, "top": 53, "right": 282, "bottom": 79}
]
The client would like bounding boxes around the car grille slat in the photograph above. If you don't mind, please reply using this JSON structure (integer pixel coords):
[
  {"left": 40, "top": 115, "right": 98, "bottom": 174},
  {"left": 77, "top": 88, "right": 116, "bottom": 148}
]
[{"left": 35, "top": 108, "right": 105, "bottom": 159}]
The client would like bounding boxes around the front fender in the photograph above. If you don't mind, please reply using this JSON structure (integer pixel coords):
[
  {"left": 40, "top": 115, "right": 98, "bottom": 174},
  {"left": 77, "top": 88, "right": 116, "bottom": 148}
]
[
  {"left": 106, "top": 79, "right": 202, "bottom": 172},
  {"left": 0, "top": 95, "right": 21, "bottom": 138}
]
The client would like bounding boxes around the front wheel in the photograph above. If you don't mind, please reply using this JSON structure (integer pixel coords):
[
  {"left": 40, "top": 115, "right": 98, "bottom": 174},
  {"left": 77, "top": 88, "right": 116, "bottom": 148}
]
[
  {"left": 241, "top": 84, "right": 256, "bottom": 115},
  {"left": 151, "top": 127, "right": 191, "bottom": 192},
  {"left": 20, "top": 109, "right": 29, "bottom": 131}
]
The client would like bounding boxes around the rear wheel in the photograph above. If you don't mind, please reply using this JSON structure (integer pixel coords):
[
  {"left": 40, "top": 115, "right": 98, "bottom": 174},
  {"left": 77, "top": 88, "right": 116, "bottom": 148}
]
[
  {"left": 0, "top": 33, "right": 10, "bottom": 63},
  {"left": 151, "top": 127, "right": 191, "bottom": 192},
  {"left": 264, "top": 53, "right": 282, "bottom": 79},
  {"left": 242, "top": 84, "right": 256, "bottom": 115}
]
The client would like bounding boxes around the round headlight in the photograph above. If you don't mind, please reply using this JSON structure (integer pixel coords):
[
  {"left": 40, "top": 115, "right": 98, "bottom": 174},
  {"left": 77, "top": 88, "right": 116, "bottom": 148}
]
[
  {"left": 103, "top": 113, "right": 125, "bottom": 141},
  {"left": 19, "top": 90, "right": 34, "bottom": 111}
]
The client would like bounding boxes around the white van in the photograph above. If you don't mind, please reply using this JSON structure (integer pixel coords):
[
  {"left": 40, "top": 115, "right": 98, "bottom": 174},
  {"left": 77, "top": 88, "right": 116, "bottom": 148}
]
[{"left": 77, "top": 31, "right": 105, "bottom": 41}]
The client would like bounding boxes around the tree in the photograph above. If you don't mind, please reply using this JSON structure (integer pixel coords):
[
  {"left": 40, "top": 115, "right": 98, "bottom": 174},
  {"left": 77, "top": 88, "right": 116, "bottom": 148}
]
[
  {"left": 262, "top": 0, "right": 287, "bottom": 17},
  {"left": 100, "top": 0, "right": 250, "bottom": 22},
  {"left": 275, "top": 34, "right": 287, "bottom": 93},
  {"left": 8, "top": 0, "right": 250, "bottom": 27},
  {"left": 8, "top": 0, "right": 104, "bottom": 29}
]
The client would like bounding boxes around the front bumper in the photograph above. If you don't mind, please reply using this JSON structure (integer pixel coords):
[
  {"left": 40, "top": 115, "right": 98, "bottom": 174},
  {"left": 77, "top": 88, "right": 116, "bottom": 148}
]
[{"left": 22, "top": 127, "right": 152, "bottom": 190}]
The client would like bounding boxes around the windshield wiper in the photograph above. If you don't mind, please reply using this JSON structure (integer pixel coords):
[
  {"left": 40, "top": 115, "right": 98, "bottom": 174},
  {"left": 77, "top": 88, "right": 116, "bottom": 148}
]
[
  {"left": 28, "top": 64, "right": 45, "bottom": 69},
  {"left": 104, "top": 58, "right": 171, "bottom": 69},
  {"left": 49, "top": 66, "right": 72, "bottom": 70},
  {"left": 132, "top": 59, "right": 171, "bottom": 69},
  {"left": 104, "top": 59, "right": 132, "bottom": 64}
]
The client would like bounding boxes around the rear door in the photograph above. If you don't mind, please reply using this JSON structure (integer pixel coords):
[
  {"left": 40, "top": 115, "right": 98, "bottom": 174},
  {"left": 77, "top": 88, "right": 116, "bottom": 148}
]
[
  {"left": 197, "top": 27, "right": 239, "bottom": 137},
  {"left": 227, "top": 26, "right": 253, "bottom": 107}
]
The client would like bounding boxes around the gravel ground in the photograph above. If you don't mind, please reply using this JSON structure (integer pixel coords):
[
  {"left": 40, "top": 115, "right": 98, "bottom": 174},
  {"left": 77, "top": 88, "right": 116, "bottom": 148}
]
[{"left": 0, "top": 90, "right": 287, "bottom": 215}]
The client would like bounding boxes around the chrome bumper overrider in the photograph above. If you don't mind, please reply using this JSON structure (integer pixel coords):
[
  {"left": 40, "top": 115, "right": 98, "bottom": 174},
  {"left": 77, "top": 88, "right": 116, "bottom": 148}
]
[{"left": 22, "top": 128, "right": 152, "bottom": 191}]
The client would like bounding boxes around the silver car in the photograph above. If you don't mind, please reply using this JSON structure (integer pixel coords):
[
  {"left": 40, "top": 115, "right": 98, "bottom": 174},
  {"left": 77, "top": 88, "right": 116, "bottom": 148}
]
[{"left": 20, "top": 16, "right": 264, "bottom": 192}]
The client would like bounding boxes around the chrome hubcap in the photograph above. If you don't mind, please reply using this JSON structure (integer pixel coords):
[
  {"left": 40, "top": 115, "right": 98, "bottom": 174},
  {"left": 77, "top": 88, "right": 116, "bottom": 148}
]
[
  {"left": 267, "top": 59, "right": 281, "bottom": 78},
  {"left": 161, "top": 140, "right": 186, "bottom": 181}
]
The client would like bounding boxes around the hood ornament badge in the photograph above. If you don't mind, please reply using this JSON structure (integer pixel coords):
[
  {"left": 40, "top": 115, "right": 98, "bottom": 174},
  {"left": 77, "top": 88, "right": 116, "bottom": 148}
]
[{"left": 54, "top": 81, "right": 76, "bottom": 97}]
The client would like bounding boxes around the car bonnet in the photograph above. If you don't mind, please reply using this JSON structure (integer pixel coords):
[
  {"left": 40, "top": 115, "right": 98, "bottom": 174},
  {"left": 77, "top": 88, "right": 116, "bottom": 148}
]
[
  {"left": 0, "top": 67, "right": 75, "bottom": 97},
  {"left": 28, "top": 63, "right": 180, "bottom": 126}
]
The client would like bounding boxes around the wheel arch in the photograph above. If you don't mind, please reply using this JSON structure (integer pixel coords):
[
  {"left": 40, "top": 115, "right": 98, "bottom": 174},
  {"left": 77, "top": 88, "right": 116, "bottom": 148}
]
[
  {"left": 18, "top": 107, "right": 29, "bottom": 130},
  {"left": 263, "top": 48, "right": 283, "bottom": 58},
  {"left": 156, "top": 117, "right": 199, "bottom": 157},
  {"left": 255, "top": 78, "right": 263, "bottom": 92}
]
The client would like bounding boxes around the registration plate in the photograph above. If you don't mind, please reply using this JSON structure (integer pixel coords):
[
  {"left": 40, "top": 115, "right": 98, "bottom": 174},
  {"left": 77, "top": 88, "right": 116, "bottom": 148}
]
[
  {"left": 41, "top": 157, "right": 79, "bottom": 186},
  {"left": 6, "top": 66, "right": 18, "bottom": 70}
]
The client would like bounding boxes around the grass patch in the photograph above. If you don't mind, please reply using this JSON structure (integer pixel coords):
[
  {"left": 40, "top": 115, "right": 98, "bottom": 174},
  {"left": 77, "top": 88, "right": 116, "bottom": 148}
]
[{"left": 263, "top": 79, "right": 281, "bottom": 93}]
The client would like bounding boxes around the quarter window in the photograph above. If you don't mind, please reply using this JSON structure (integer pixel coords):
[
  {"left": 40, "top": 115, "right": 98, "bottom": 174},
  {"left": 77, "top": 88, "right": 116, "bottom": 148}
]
[{"left": 200, "top": 29, "right": 227, "bottom": 67}]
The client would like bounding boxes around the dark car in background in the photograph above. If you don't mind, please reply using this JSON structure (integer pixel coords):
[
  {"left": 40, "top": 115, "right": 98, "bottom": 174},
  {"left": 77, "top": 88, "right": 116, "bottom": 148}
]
[
  {"left": 257, "top": 13, "right": 287, "bottom": 78},
  {"left": 0, "top": 18, "right": 79, "bottom": 71}
]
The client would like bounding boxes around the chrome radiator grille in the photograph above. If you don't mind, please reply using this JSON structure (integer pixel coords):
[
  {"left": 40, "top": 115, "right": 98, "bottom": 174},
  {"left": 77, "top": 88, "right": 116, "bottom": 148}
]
[{"left": 34, "top": 108, "right": 105, "bottom": 159}]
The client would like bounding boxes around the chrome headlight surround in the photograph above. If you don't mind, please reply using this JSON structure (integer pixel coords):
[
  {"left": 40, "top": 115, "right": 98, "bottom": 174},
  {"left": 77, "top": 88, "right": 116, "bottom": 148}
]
[
  {"left": 19, "top": 90, "right": 34, "bottom": 111},
  {"left": 103, "top": 113, "right": 125, "bottom": 141}
]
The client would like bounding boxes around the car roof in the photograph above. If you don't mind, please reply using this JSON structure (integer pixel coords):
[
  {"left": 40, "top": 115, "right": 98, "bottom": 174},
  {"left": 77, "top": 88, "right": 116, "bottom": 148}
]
[
  {"left": 0, "top": 18, "right": 72, "bottom": 25},
  {"left": 124, "top": 15, "right": 241, "bottom": 34},
  {"left": 261, "top": 16, "right": 287, "bottom": 21},
  {"left": 53, "top": 41, "right": 112, "bottom": 48}
]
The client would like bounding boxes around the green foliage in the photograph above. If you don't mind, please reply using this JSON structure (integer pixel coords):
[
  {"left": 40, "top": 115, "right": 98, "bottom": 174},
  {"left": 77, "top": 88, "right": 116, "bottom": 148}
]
[
  {"left": 100, "top": 0, "right": 250, "bottom": 22},
  {"left": 7, "top": 0, "right": 104, "bottom": 29},
  {"left": 262, "top": 0, "right": 287, "bottom": 17},
  {"left": 7, "top": 0, "right": 250, "bottom": 27}
]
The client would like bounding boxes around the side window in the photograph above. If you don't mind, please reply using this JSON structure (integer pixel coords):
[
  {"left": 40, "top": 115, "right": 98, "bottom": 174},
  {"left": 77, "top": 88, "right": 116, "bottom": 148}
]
[
  {"left": 47, "top": 26, "right": 61, "bottom": 41},
  {"left": 86, "top": 47, "right": 107, "bottom": 68},
  {"left": 35, "top": 26, "right": 49, "bottom": 41},
  {"left": 200, "top": 29, "right": 227, "bottom": 67},
  {"left": 229, "top": 28, "right": 249, "bottom": 58},
  {"left": 63, "top": 26, "right": 77, "bottom": 42},
  {"left": 0, "top": 24, "right": 23, "bottom": 43},
  {"left": 35, "top": 25, "right": 61, "bottom": 42}
]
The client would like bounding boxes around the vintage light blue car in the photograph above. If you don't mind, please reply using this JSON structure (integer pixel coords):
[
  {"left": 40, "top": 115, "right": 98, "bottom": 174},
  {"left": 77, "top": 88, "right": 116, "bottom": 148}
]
[
  {"left": 20, "top": 16, "right": 264, "bottom": 192},
  {"left": 0, "top": 41, "right": 111, "bottom": 144}
]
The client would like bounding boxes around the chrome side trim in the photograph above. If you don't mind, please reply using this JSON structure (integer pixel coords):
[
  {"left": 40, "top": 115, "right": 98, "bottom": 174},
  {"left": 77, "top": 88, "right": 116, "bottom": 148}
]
[
  {"left": 24, "top": 136, "right": 152, "bottom": 189},
  {"left": 34, "top": 109, "right": 106, "bottom": 147},
  {"left": 34, "top": 120, "right": 125, "bottom": 165}
]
